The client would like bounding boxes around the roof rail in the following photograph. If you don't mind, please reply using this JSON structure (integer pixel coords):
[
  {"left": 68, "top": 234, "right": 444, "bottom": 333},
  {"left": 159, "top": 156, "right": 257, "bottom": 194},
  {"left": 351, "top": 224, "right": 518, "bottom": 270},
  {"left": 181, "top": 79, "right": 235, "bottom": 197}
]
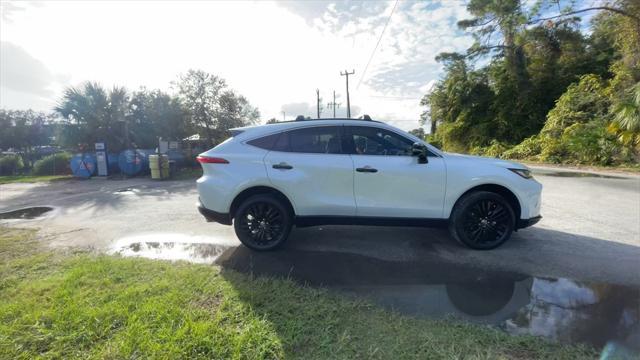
[{"left": 294, "top": 114, "right": 374, "bottom": 122}]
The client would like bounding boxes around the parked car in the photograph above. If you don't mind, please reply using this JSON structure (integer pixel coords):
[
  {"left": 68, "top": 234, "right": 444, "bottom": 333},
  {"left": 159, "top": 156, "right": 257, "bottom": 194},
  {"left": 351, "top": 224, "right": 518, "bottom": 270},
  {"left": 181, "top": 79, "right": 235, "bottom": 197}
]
[{"left": 196, "top": 117, "right": 542, "bottom": 251}]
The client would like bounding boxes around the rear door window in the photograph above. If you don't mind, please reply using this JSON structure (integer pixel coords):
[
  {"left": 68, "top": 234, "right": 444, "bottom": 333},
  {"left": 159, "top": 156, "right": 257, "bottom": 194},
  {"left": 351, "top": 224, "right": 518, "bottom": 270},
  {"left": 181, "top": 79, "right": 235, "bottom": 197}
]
[{"left": 273, "top": 126, "right": 343, "bottom": 154}]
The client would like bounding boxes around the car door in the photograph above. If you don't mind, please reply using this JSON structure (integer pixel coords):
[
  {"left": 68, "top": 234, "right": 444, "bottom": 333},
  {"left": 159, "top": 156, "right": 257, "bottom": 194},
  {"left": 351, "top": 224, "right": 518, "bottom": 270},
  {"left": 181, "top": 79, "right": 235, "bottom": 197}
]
[
  {"left": 347, "top": 125, "right": 446, "bottom": 218},
  {"left": 264, "top": 125, "right": 356, "bottom": 216}
]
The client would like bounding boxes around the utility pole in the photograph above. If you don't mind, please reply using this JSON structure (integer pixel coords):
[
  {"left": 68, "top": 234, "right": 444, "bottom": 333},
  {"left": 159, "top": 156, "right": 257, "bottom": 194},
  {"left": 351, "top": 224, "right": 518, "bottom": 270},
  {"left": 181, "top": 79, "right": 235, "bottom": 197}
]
[
  {"left": 281, "top": 111, "right": 285, "bottom": 121},
  {"left": 340, "top": 70, "right": 355, "bottom": 118},
  {"left": 316, "top": 89, "right": 321, "bottom": 119},
  {"left": 327, "top": 90, "right": 341, "bottom": 118}
]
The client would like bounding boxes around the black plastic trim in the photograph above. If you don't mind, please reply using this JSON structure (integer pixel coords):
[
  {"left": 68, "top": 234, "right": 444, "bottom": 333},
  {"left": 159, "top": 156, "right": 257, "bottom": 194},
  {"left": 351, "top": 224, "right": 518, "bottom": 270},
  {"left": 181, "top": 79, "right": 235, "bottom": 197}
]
[
  {"left": 516, "top": 215, "right": 542, "bottom": 229},
  {"left": 198, "top": 205, "right": 232, "bottom": 225},
  {"left": 294, "top": 215, "right": 448, "bottom": 228}
]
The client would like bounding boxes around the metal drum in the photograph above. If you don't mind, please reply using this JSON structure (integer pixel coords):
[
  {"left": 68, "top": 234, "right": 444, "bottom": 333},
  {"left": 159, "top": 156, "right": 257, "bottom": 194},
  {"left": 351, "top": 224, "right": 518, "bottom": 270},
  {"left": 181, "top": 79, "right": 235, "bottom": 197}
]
[
  {"left": 70, "top": 153, "right": 97, "bottom": 178},
  {"left": 118, "top": 149, "right": 150, "bottom": 176}
]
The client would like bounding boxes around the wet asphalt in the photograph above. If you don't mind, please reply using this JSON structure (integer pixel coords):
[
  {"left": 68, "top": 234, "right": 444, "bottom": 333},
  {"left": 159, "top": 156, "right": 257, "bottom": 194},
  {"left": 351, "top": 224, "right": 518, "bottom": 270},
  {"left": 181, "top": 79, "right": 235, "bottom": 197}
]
[{"left": 1, "top": 167, "right": 639, "bottom": 350}]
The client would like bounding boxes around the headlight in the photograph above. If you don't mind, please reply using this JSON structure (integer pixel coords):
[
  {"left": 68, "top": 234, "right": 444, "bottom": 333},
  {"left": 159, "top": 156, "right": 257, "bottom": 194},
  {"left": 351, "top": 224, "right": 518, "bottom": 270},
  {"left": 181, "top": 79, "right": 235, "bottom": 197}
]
[{"left": 509, "top": 168, "right": 533, "bottom": 179}]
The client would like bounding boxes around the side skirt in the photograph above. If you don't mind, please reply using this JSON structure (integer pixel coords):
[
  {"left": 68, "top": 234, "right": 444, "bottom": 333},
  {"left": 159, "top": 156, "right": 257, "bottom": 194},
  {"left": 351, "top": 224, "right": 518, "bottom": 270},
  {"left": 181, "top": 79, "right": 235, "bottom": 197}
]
[{"left": 294, "top": 216, "right": 448, "bottom": 228}]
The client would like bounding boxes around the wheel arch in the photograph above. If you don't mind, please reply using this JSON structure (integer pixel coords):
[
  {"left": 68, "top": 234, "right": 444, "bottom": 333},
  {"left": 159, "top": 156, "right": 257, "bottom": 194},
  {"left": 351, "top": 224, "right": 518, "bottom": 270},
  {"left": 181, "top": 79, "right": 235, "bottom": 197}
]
[
  {"left": 229, "top": 186, "right": 296, "bottom": 219},
  {"left": 449, "top": 184, "right": 522, "bottom": 221}
]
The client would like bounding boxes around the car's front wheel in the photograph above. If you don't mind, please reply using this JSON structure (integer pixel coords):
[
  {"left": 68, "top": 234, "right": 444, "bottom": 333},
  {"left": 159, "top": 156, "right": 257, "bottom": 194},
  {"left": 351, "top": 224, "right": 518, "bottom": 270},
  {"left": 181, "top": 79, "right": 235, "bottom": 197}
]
[
  {"left": 233, "top": 194, "right": 293, "bottom": 251},
  {"left": 449, "top": 191, "right": 515, "bottom": 250}
]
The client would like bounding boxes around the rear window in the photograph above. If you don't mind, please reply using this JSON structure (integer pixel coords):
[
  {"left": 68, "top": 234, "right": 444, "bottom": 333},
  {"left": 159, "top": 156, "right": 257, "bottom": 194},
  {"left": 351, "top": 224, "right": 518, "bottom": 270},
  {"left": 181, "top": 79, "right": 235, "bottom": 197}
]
[{"left": 246, "top": 133, "right": 280, "bottom": 150}]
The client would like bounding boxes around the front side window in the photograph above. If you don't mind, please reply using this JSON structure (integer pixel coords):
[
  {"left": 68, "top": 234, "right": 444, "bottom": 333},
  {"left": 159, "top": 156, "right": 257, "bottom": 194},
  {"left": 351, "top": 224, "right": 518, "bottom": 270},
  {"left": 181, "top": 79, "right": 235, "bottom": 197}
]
[
  {"left": 273, "top": 126, "right": 342, "bottom": 154},
  {"left": 348, "top": 126, "right": 413, "bottom": 156}
]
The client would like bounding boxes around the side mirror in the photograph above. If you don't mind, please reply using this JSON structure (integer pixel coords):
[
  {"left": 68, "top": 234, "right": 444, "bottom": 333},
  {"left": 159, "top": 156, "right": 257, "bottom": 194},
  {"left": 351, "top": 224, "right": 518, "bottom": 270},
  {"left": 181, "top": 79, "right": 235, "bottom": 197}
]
[{"left": 411, "top": 142, "right": 428, "bottom": 164}]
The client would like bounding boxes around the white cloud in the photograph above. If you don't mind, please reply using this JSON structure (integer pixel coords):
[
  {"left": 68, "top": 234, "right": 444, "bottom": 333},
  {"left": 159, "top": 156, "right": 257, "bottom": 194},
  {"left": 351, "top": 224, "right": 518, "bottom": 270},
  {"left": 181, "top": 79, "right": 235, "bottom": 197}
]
[{"left": 0, "top": 0, "right": 473, "bottom": 130}]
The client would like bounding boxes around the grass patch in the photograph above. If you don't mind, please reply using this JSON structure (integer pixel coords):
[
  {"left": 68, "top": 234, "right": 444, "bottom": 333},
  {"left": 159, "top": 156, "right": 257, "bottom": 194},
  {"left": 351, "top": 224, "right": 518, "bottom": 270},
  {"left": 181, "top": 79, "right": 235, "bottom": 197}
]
[
  {"left": 0, "top": 175, "right": 72, "bottom": 185},
  {"left": 0, "top": 227, "right": 597, "bottom": 359}
]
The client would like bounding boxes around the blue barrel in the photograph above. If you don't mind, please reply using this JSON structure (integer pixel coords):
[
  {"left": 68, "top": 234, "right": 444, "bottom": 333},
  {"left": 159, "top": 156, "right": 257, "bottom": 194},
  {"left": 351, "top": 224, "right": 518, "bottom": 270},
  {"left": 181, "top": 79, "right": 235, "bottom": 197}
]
[
  {"left": 107, "top": 153, "right": 120, "bottom": 173},
  {"left": 118, "top": 149, "right": 150, "bottom": 176},
  {"left": 70, "top": 153, "right": 96, "bottom": 178}
]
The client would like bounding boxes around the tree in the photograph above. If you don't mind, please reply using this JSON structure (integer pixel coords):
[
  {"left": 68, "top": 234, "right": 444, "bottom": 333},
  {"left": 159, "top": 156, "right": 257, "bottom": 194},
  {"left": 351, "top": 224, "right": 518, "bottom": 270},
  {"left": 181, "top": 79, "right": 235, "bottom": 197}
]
[
  {"left": 128, "top": 88, "right": 187, "bottom": 148},
  {"left": 0, "top": 109, "right": 54, "bottom": 167},
  {"left": 55, "top": 82, "right": 129, "bottom": 151},
  {"left": 174, "top": 69, "right": 260, "bottom": 145},
  {"left": 266, "top": 118, "right": 278, "bottom": 124},
  {"left": 409, "top": 128, "right": 426, "bottom": 139}
]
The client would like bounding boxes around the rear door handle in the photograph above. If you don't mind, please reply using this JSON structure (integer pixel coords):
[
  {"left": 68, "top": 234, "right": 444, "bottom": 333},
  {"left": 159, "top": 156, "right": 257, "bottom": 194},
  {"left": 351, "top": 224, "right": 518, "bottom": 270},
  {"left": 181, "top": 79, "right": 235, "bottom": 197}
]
[
  {"left": 272, "top": 162, "right": 293, "bottom": 170},
  {"left": 356, "top": 166, "right": 378, "bottom": 173}
]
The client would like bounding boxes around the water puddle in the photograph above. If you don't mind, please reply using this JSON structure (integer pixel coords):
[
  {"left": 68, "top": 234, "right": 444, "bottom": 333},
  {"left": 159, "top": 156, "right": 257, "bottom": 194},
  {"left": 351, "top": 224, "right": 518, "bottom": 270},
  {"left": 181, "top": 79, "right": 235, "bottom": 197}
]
[
  {"left": 216, "top": 247, "right": 640, "bottom": 353},
  {"left": 533, "top": 170, "right": 625, "bottom": 179},
  {"left": 111, "top": 234, "right": 232, "bottom": 263},
  {"left": 114, "top": 188, "right": 140, "bottom": 195},
  {"left": 0, "top": 206, "right": 54, "bottom": 220}
]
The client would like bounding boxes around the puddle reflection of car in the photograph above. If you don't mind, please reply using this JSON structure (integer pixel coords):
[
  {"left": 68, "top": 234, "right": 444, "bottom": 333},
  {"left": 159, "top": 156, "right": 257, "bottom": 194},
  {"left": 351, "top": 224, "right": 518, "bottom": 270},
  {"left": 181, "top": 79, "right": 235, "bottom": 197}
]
[{"left": 196, "top": 117, "right": 542, "bottom": 250}]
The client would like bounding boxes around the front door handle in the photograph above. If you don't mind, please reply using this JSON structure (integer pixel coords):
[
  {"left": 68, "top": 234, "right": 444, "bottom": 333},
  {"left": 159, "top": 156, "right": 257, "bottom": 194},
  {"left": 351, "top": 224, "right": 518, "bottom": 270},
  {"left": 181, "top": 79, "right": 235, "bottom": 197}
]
[
  {"left": 272, "top": 162, "right": 293, "bottom": 170},
  {"left": 356, "top": 166, "right": 378, "bottom": 173}
]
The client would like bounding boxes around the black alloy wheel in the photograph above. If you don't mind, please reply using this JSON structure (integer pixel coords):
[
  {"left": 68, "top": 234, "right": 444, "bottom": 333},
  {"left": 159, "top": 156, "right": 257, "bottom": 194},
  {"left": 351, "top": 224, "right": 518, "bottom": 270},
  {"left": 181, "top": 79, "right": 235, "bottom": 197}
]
[
  {"left": 450, "top": 191, "right": 515, "bottom": 250},
  {"left": 233, "top": 194, "right": 292, "bottom": 251}
]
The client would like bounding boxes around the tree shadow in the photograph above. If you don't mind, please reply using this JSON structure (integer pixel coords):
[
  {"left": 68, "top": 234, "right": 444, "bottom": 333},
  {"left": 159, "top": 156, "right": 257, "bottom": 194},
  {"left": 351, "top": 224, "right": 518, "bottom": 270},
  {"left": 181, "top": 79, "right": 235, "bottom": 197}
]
[{"left": 0, "top": 177, "right": 196, "bottom": 213}]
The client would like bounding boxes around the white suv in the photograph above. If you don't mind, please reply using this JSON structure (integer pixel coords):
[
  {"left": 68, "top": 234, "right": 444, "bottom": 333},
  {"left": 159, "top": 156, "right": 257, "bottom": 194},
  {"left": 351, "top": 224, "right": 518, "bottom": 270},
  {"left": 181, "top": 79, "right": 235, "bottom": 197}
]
[{"left": 196, "top": 118, "right": 542, "bottom": 251}]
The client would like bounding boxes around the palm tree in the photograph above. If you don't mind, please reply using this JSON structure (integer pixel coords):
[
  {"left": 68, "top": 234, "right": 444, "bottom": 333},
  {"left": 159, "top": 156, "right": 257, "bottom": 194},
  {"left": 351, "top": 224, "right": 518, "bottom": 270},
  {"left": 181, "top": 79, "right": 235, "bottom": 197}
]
[
  {"left": 610, "top": 82, "right": 640, "bottom": 148},
  {"left": 55, "top": 82, "right": 129, "bottom": 150}
]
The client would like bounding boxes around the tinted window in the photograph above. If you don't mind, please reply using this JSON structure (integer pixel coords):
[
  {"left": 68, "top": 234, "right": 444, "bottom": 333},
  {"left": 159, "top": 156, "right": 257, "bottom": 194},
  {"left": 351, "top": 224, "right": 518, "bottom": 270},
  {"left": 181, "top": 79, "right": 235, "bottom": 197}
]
[
  {"left": 247, "top": 133, "right": 280, "bottom": 150},
  {"left": 273, "top": 126, "right": 342, "bottom": 154},
  {"left": 349, "top": 126, "right": 413, "bottom": 156}
]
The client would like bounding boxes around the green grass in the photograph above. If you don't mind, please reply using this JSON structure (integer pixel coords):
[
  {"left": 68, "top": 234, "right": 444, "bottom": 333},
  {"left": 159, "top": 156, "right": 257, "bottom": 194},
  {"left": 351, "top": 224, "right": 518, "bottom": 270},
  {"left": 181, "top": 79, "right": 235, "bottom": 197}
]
[
  {"left": 0, "top": 175, "right": 72, "bottom": 185},
  {"left": 0, "top": 228, "right": 597, "bottom": 359}
]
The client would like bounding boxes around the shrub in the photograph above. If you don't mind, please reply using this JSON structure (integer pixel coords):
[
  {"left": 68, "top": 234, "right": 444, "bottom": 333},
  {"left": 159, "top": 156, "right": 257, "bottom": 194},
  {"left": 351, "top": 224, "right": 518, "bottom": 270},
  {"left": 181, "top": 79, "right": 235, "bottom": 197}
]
[
  {"left": 32, "top": 152, "right": 72, "bottom": 175},
  {"left": 503, "top": 136, "right": 542, "bottom": 160},
  {"left": 483, "top": 140, "right": 509, "bottom": 158},
  {"left": 0, "top": 154, "right": 24, "bottom": 175}
]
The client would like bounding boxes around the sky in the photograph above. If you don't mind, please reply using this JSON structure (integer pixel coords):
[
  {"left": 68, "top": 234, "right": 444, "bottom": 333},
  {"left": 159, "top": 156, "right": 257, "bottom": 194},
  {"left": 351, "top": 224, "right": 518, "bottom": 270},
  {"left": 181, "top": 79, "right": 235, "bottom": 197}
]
[{"left": 0, "top": 0, "right": 474, "bottom": 131}]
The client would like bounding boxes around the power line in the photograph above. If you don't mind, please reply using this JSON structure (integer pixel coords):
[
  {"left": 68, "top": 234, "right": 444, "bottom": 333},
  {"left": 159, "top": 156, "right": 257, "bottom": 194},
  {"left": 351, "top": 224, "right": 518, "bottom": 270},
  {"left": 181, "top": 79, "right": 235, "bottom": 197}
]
[{"left": 356, "top": 0, "right": 399, "bottom": 90}]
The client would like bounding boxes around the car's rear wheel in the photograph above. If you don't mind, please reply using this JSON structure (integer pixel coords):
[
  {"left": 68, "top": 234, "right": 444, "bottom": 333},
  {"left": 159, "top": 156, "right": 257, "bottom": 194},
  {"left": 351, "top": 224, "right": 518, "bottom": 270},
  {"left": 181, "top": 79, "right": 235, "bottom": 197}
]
[
  {"left": 449, "top": 191, "right": 515, "bottom": 250},
  {"left": 233, "top": 194, "right": 292, "bottom": 251}
]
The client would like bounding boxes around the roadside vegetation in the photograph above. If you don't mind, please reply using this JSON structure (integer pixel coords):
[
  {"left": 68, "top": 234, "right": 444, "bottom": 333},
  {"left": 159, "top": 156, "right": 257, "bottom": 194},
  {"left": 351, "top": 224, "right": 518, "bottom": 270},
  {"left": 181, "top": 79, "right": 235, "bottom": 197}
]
[
  {"left": 0, "top": 175, "right": 72, "bottom": 185},
  {"left": 421, "top": 0, "right": 640, "bottom": 167},
  {"left": 0, "top": 227, "right": 597, "bottom": 359}
]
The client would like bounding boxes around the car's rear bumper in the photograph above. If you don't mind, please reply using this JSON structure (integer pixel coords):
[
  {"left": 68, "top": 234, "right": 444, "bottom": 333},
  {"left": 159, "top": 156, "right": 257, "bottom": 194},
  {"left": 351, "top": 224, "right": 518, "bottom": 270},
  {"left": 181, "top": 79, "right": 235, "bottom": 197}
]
[
  {"left": 516, "top": 215, "right": 542, "bottom": 229},
  {"left": 198, "top": 202, "right": 232, "bottom": 225}
]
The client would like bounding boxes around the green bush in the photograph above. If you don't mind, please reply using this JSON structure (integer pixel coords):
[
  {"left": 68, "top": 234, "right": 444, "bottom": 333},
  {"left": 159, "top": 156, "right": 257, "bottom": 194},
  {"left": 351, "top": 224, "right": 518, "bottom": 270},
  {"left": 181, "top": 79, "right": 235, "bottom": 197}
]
[
  {"left": 32, "top": 152, "right": 72, "bottom": 175},
  {"left": 503, "top": 136, "right": 542, "bottom": 160},
  {"left": 483, "top": 140, "right": 509, "bottom": 158},
  {"left": 0, "top": 155, "right": 24, "bottom": 176}
]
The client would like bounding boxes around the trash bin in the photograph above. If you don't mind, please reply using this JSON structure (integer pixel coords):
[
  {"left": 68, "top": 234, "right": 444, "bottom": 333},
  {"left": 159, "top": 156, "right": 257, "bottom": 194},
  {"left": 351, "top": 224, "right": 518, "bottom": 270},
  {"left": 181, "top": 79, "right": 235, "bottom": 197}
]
[{"left": 149, "top": 154, "right": 170, "bottom": 180}]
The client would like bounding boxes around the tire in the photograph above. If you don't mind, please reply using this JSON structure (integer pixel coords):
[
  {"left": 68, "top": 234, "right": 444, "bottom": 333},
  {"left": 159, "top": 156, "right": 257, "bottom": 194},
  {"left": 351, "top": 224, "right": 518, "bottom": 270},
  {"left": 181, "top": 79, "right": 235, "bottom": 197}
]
[
  {"left": 233, "top": 194, "right": 293, "bottom": 251},
  {"left": 449, "top": 191, "right": 515, "bottom": 250}
]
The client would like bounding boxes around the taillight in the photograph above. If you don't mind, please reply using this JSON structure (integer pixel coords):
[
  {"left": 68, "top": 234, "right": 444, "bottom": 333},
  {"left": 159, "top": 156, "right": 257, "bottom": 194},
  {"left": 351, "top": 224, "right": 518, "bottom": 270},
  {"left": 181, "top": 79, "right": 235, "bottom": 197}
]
[{"left": 197, "top": 156, "right": 229, "bottom": 164}]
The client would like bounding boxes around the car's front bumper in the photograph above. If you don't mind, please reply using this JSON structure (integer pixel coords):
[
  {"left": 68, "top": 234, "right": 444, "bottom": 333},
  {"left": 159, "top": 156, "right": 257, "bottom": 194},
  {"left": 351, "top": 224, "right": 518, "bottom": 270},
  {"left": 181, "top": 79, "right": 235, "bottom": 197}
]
[{"left": 516, "top": 215, "right": 542, "bottom": 229}]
